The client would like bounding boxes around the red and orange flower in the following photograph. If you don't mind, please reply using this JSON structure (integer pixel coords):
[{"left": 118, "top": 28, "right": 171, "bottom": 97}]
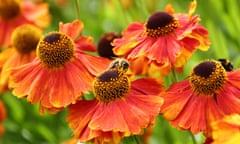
[
  {"left": 0, "top": 0, "right": 50, "bottom": 48},
  {"left": 112, "top": 0, "right": 210, "bottom": 77},
  {"left": 0, "top": 24, "right": 42, "bottom": 94},
  {"left": 67, "top": 58, "right": 164, "bottom": 143},
  {"left": 0, "top": 100, "right": 6, "bottom": 136},
  {"left": 160, "top": 59, "right": 240, "bottom": 137},
  {"left": 211, "top": 114, "right": 240, "bottom": 144},
  {"left": 9, "top": 20, "right": 110, "bottom": 114}
]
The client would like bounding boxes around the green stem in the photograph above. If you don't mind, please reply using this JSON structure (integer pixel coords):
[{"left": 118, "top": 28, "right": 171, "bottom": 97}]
[
  {"left": 190, "top": 132, "right": 197, "bottom": 144},
  {"left": 74, "top": 0, "right": 81, "bottom": 19},
  {"left": 134, "top": 135, "right": 141, "bottom": 144},
  {"left": 171, "top": 68, "right": 178, "bottom": 82}
]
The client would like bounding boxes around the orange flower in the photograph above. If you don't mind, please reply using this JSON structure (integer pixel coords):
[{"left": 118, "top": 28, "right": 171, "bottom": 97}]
[
  {"left": 160, "top": 60, "right": 240, "bottom": 137},
  {"left": 112, "top": 0, "right": 210, "bottom": 76},
  {"left": 67, "top": 58, "right": 164, "bottom": 143},
  {"left": 9, "top": 20, "right": 110, "bottom": 114},
  {"left": 211, "top": 114, "right": 240, "bottom": 144},
  {"left": 0, "top": 100, "right": 6, "bottom": 136},
  {"left": 0, "top": 0, "right": 50, "bottom": 48},
  {"left": 0, "top": 24, "right": 42, "bottom": 93}
]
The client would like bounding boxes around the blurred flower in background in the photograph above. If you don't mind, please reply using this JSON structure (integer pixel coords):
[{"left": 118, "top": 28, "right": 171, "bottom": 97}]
[
  {"left": 0, "top": 24, "right": 42, "bottom": 94},
  {"left": 0, "top": 100, "right": 6, "bottom": 136},
  {"left": 0, "top": 0, "right": 50, "bottom": 48},
  {"left": 97, "top": 32, "right": 120, "bottom": 59},
  {"left": 211, "top": 114, "right": 240, "bottom": 144}
]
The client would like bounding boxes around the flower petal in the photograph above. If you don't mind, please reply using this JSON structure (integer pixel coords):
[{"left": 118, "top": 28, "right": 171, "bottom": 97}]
[{"left": 59, "top": 20, "right": 84, "bottom": 39}]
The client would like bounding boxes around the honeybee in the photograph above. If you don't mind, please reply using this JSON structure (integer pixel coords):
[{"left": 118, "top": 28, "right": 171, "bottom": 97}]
[
  {"left": 217, "top": 58, "right": 233, "bottom": 72},
  {"left": 108, "top": 58, "right": 129, "bottom": 73}
]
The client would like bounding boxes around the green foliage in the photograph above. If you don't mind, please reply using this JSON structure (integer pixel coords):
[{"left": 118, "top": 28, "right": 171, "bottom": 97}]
[{"left": 1, "top": 93, "right": 72, "bottom": 144}]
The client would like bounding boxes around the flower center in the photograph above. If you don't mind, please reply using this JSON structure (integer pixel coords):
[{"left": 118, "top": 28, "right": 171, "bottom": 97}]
[
  {"left": 37, "top": 32, "right": 75, "bottom": 69},
  {"left": 11, "top": 24, "right": 42, "bottom": 54},
  {"left": 145, "top": 12, "right": 178, "bottom": 37},
  {"left": 97, "top": 32, "right": 120, "bottom": 59},
  {"left": 93, "top": 69, "right": 130, "bottom": 103},
  {"left": 0, "top": 0, "right": 20, "bottom": 20},
  {"left": 190, "top": 60, "right": 227, "bottom": 95}
]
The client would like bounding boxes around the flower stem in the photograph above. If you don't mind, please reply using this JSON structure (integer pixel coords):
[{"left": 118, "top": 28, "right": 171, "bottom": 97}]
[
  {"left": 134, "top": 135, "right": 141, "bottom": 144},
  {"left": 190, "top": 132, "right": 197, "bottom": 144},
  {"left": 171, "top": 68, "right": 178, "bottom": 82},
  {"left": 74, "top": 0, "right": 81, "bottom": 19}
]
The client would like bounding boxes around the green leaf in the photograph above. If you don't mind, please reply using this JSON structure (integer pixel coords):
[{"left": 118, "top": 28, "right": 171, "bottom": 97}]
[
  {"left": 2, "top": 92, "right": 25, "bottom": 123},
  {"left": 35, "top": 123, "right": 57, "bottom": 144}
]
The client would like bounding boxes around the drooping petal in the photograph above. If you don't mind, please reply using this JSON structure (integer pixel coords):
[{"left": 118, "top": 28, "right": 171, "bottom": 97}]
[
  {"left": 67, "top": 100, "right": 99, "bottom": 141},
  {"left": 75, "top": 36, "right": 96, "bottom": 52},
  {"left": 77, "top": 54, "right": 110, "bottom": 76},
  {"left": 131, "top": 78, "right": 164, "bottom": 95},
  {"left": 9, "top": 58, "right": 43, "bottom": 98},
  {"left": 160, "top": 80, "right": 192, "bottom": 120},
  {"left": 59, "top": 20, "right": 83, "bottom": 40}
]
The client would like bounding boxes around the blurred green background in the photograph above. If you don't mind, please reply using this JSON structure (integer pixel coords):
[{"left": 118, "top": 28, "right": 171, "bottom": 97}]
[{"left": 0, "top": 0, "right": 239, "bottom": 143}]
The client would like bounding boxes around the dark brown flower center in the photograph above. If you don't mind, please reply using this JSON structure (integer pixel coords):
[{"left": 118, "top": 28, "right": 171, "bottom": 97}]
[
  {"left": 145, "top": 12, "right": 178, "bottom": 37},
  {"left": 37, "top": 32, "right": 75, "bottom": 69},
  {"left": 0, "top": 0, "right": 20, "bottom": 20},
  {"left": 11, "top": 24, "right": 42, "bottom": 54},
  {"left": 93, "top": 70, "right": 130, "bottom": 103},
  {"left": 94, "top": 58, "right": 130, "bottom": 103},
  {"left": 190, "top": 60, "right": 227, "bottom": 95},
  {"left": 97, "top": 32, "right": 120, "bottom": 59}
]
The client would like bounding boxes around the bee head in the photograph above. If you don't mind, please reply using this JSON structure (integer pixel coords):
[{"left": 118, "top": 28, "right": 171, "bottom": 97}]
[{"left": 109, "top": 58, "right": 129, "bottom": 73}]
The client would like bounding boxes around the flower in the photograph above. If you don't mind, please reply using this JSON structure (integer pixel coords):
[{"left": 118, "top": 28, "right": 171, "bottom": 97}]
[
  {"left": 67, "top": 58, "right": 164, "bottom": 143},
  {"left": 211, "top": 114, "right": 240, "bottom": 144},
  {"left": 97, "top": 32, "right": 120, "bottom": 59},
  {"left": 9, "top": 20, "right": 110, "bottom": 114},
  {"left": 160, "top": 59, "right": 240, "bottom": 137},
  {"left": 0, "top": 0, "right": 50, "bottom": 48},
  {"left": 112, "top": 0, "right": 210, "bottom": 76},
  {"left": 0, "top": 24, "right": 42, "bottom": 93},
  {"left": 0, "top": 100, "right": 6, "bottom": 136}
]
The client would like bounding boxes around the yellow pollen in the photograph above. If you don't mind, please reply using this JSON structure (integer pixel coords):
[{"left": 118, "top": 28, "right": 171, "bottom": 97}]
[
  {"left": 93, "top": 70, "right": 130, "bottom": 103},
  {"left": 37, "top": 32, "right": 75, "bottom": 69},
  {"left": 0, "top": 0, "right": 21, "bottom": 20},
  {"left": 11, "top": 24, "right": 42, "bottom": 54},
  {"left": 190, "top": 60, "right": 227, "bottom": 95},
  {"left": 145, "top": 19, "right": 178, "bottom": 37}
]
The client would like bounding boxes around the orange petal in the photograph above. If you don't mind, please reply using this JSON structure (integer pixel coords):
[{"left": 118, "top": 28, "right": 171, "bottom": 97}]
[
  {"left": 131, "top": 78, "right": 164, "bottom": 95},
  {"left": 22, "top": 1, "right": 51, "bottom": 28},
  {"left": 67, "top": 100, "right": 99, "bottom": 141},
  {"left": 89, "top": 101, "right": 129, "bottom": 133},
  {"left": 9, "top": 59, "right": 42, "bottom": 98},
  {"left": 164, "top": 4, "right": 175, "bottom": 15},
  {"left": 59, "top": 20, "right": 84, "bottom": 40},
  {"left": 161, "top": 80, "right": 192, "bottom": 120},
  {"left": 188, "top": 0, "right": 197, "bottom": 19},
  {"left": 75, "top": 36, "right": 96, "bottom": 52},
  {"left": 77, "top": 54, "right": 110, "bottom": 76},
  {"left": 171, "top": 94, "right": 207, "bottom": 133}
]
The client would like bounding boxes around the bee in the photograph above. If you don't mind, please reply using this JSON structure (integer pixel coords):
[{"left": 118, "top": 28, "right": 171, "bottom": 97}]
[
  {"left": 217, "top": 58, "right": 233, "bottom": 72},
  {"left": 108, "top": 58, "right": 129, "bottom": 73}
]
